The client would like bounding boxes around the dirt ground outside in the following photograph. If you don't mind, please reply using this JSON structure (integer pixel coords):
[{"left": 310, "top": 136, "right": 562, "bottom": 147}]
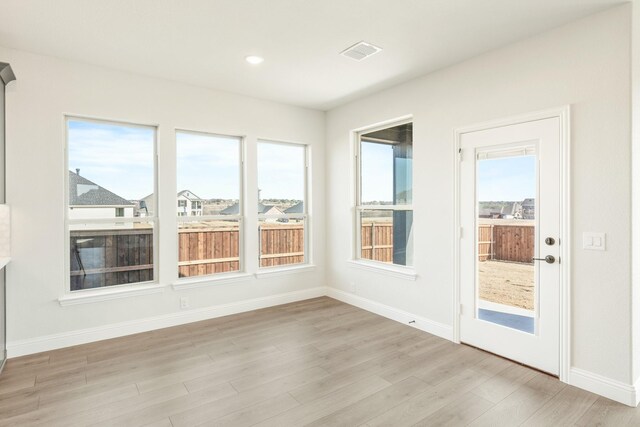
[{"left": 478, "top": 260, "right": 534, "bottom": 310}]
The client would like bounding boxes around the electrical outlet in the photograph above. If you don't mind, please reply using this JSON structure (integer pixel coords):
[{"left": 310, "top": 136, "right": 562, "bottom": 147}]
[{"left": 180, "top": 297, "right": 189, "bottom": 309}]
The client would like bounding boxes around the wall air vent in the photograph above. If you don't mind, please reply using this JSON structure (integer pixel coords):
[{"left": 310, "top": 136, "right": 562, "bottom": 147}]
[{"left": 340, "top": 41, "right": 382, "bottom": 61}]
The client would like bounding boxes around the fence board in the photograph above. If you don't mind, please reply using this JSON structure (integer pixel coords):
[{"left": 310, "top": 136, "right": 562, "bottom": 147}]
[{"left": 478, "top": 223, "right": 534, "bottom": 263}]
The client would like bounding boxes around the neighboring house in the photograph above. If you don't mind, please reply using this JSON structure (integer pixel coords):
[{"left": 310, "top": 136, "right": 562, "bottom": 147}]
[
  {"left": 138, "top": 193, "right": 154, "bottom": 217},
  {"left": 258, "top": 203, "right": 284, "bottom": 219},
  {"left": 177, "top": 190, "right": 203, "bottom": 216},
  {"left": 284, "top": 201, "right": 304, "bottom": 214},
  {"left": 284, "top": 202, "right": 304, "bottom": 223},
  {"left": 68, "top": 170, "right": 135, "bottom": 228},
  {"left": 478, "top": 201, "right": 523, "bottom": 219},
  {"left": 522, "top": 198, "right": 535, "bottom": 219},
  {"left": 221, "top": 202, "right": 284, "bottom": 222},
  {"left": 500, "top": 201, "right": 523, "bottom": 219},
  {"left": 138, "top": 190, "right": 205, "bottom": 217},
  {"left": 478, "top": 208, "right": 501, "bottom": 219},
  {"left": 220, "top": 203, "right": 240, "bottom": 215}
]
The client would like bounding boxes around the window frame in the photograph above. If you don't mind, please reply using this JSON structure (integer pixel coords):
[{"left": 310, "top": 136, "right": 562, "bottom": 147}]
[
  {"left": 63, "top": 115, "right": 159, "bottom": 295},
  {"left": 257, "top": 139, "right": 310, "bottom": 269},
  {"left": 175, "top": 129, "right": 246, "bottom": 281},
  {"left": 354, "top": 118, "right": 414, "bottom": 268}
]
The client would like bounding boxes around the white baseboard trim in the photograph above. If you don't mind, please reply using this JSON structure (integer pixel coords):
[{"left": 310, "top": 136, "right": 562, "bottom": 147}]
[
  {"left": 7, "top": 286, "right": 327, "bottom": 358},
  {"left": 326, "top": 287, "right": 454, "bottom": 341},
  {"left": 569, "top": 367, "right": 638, "bottom": 407}
]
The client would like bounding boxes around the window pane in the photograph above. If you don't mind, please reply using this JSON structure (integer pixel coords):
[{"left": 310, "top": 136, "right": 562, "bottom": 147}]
[
  {"left": 69, "top": 222, "right": 154, "bottom": 291},
  {"left": 360, "top": 210, "right": 413, "bottom": 266},
  {"left": 68, "top": 119, "right": 155, "bottom": 218},
  {"left": 357, "top": 122, "right": 413, "bottom": 268},
  {"left": 257, "top": 142, "right": 305, "bottom": 214},
  {"left": 477, "top": 154, "right": 536, "bottom": 334},
  {"left": 259, "top": 218, "right": 305, "bottom": 267},
  {"left": 178, "top": 220, "right": 240, "bottom": 277},
  {"left": 360, "top": 123, "right": 412, "bottom": 206},
  {"left": 177, "top": 132, "right": 241, "bottom": 216}
]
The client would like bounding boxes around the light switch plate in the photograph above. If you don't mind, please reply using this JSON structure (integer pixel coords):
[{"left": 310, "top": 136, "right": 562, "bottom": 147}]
[{"left": 583, "top": 232, "right": 606, "bottom": 251}]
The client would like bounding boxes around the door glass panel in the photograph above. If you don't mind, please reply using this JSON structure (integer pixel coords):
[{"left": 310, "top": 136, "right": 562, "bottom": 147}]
[{"left": 476, "top": 151, "right": 536, "bottom": 334}]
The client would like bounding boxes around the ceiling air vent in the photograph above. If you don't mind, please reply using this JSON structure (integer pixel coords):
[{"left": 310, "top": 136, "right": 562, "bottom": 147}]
[{"left": 340, "top": 41, "right": 382, "bottom": 61}]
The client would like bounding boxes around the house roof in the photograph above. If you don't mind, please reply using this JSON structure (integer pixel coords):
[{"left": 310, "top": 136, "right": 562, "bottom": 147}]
[
  {"left": 69, "top": 171, "right": 134, "bottom": 207},
  {"left": 177, "top": 190, "right": 203, "bottom": 201},
  {"left": 220, "top": 203, "right": 240, "bottom": 215},
  {"left": 259, "top": 203, "right": 283, "bottom": 215},
  {"left": 220, "top": 203, "right": 285, "bottom": 215},
  {"left": 284, "top": 202, "right": 304, "bottom": 214}
]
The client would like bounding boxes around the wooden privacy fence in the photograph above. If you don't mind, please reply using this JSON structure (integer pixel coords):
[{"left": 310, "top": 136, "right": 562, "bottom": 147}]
[
  {"left": 478, "top": 224, "right": 535, "bottom": 263},
  {"left": 179, "top": 223, "right": 305, "bottom": 273},
  {"left": 70, "top": 223, "right": 306, "bottom": 286},
  {"left": 259, "top": 223, "right": 305, "bottom": 268},
  {"left": 70, "top": 228, "right": 154, "bottom": 290},
  {"left": 71, "top": 222, "right": 533, "bottom": 288},
  {"left": 360, "top": 222, "right": 393, "bottom": 263},
  {"left": 178, "top": 225, "right": 240, "bottom": 277}
]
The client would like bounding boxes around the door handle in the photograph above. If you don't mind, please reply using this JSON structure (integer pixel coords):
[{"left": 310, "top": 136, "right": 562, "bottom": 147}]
[{"left": 532, "top": 255, "right": 555, "bottom": 264}]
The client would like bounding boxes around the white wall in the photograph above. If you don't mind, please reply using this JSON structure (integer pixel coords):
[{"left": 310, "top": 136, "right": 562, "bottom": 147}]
[
  {"left": 1, "top": 45, "right": 325, "bottom": 350},
  {"left": 632, "top": 0, "right": 640, "bottom": 394},
  {"left": 326, "top": 5, "right": 632, "bottom": 386}
]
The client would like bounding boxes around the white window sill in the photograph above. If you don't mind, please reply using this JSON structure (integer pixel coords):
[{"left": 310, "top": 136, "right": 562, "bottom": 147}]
[
  {"left": 172, "top": 272, "right": 253, "bottom": 290},
  {"left": 58, "top": 283, "right": 165, "bottom": 306},
  {"left": 255, "top": 264, "right": 316, "bottom": 279},
  {"left": 0, "top": 257, "right": 11, "bottom": 270},
  {"left": 347, "top": 260, "right": 417, "bottom": 281}
]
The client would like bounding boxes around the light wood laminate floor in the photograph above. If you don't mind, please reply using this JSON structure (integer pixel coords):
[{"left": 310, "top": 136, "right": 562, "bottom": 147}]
[{"left": 0, "top": 297, "right": 637, "bottom": 426}]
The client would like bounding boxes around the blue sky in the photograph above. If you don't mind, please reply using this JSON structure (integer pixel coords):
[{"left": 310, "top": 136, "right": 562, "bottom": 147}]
[
  {"left": 69, "top": 121, "right": 534, "bottom": 204},
  {"left": 177, "top": 132, "right": 240, "bottom": 199},
  {"left": 257, "top": 142, "right": 305, "bottom": 200},
  {"left": 361, "top": 142, "right": 393, "bottom": 203},
  {"left": 68, "top": 120, "right": 307, "bottom": 201},
  {"left": 68, "top": 120, "right": 154, "bottom": 200},
  {"left": 477, "top": 155, "right": 536, "bottom": 201}
]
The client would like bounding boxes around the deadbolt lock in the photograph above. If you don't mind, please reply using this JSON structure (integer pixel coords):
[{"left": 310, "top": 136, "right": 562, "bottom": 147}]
[{"left": 545, "top": 237, "right": 556, "bottom": 246}]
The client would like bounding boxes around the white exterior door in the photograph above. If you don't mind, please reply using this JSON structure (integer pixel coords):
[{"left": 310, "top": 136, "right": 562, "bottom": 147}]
[{"left": 459, "top": 117, "right": 561, "bottom": 375}]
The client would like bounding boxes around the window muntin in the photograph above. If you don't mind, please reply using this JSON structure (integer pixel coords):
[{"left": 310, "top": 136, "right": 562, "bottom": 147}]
[
  {"left": 176, "top": 130, "right": 243, "bottom": 278},
  {"left": 356, "top": 121, "right": 413, "bottom": 267},
  {"left": 257, "top": 141, "right": 308, "bottom": 268},
  {"left": 66, "top": 118, "right": 157, "bottom": 291}
]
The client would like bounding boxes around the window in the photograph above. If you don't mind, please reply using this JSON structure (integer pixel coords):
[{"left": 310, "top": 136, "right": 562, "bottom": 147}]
[
  {"left": 257, "top": 141, "right": 308, "bottom": 268},
  {"left": 67, "top": 118, "right": 156, "bottom": 291},
  {"left": 356, "top": 121, "right": 413, "bottom": 267},
  {"left": 176, "top": 130, "right": 243, "bottom": 278}
]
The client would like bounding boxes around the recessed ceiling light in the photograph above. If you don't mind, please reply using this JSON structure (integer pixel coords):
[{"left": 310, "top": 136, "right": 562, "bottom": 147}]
[{"left": 245, "top": 55, "right": 264, "bottom": 65}]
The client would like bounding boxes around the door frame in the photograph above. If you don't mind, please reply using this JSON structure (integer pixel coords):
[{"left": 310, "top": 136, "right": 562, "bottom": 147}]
[{"left": 453, "top": 106, "right": 571, "bottom": 382}]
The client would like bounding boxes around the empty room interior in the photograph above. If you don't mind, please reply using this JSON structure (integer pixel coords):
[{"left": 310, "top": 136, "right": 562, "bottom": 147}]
[{"left": 2, "top": 0, "right": 640, "bottom": 425}]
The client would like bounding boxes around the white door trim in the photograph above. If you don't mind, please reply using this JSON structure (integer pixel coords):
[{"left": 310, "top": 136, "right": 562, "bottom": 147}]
[{"left": 453, "top": 106, "right": 571, "bottom": 382}]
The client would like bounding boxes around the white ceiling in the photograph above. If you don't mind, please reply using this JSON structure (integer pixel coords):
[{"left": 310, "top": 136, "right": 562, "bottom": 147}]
[{"left": 0, "top": 0, "right": 626, "bottom": 110}]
